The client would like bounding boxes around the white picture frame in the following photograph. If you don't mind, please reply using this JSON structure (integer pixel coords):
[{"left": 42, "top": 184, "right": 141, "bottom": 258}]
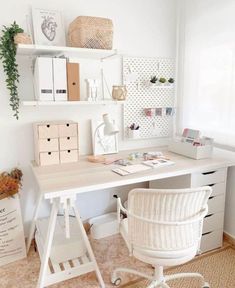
[
  {"left": 32, "top": 8, "right": 66, "bottom": 46},
  {"left": 91, "top": 119, "right": 119, "bottom": 155}
]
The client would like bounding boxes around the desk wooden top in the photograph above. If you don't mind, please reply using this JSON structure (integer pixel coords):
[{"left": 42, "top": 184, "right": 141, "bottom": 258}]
[{"left": 31, "top": 147, "right": 235, "bottom": 199}]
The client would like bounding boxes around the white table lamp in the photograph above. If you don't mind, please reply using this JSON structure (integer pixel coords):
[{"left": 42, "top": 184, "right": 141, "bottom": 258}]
[{"left": 93, "top": 114, "right": 119, "bottom": 156}]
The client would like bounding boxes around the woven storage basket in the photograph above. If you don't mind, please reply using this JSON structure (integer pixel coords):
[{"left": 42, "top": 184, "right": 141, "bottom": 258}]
[{"left": 68, "top": 16, "right": 113, "bottom": 50}]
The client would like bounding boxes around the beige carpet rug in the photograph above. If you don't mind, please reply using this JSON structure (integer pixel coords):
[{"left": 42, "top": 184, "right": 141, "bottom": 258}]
[{"left": 122, "top": 246, "right": 235, "bottom": 288}]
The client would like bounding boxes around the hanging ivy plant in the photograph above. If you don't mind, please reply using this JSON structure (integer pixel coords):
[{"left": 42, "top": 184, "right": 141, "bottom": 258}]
[{"left": 0, "top": 22, "right": 23, "bottom": 119}]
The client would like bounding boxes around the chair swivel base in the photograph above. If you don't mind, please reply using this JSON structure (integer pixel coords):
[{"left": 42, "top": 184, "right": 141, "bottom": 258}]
[{"left": 111, "top": 267, "right": 210, "bottom": 288}]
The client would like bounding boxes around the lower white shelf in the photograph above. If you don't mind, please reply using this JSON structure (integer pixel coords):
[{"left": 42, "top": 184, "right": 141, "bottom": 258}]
[
  {"left": 35, "top": 216, "right": 95, "bottom": 286},
  {"left": 22, "top": 100, "right": 125, "bottom": 106}
]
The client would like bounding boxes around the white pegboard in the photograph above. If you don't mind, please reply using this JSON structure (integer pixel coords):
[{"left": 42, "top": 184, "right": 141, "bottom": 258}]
[{"left": 123, "top": 57, "right": 175, "bottom": 139}]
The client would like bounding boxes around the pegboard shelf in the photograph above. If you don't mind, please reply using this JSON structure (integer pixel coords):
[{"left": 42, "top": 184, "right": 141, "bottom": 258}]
[{"left": 123, "top": 57, "right": 175, "bottom": 139}]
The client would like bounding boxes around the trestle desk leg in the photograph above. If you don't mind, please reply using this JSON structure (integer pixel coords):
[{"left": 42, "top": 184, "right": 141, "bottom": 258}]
[
  {"left": 72, "top": 201, "right": 105, "bottom": 288},
  {"left": 37, "top": 199, "right": 59, "bottom": 288},
  {"left": 26, "top": 193, "right": 43, "bottom": 253}
]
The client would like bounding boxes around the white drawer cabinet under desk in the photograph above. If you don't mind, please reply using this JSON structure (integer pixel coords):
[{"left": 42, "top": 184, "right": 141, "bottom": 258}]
[
  {"left": 27, "top": 148, "right": 235, "bottom": 287},
  {"left": 149, "top": 167, "right": 228, "bottom": 253}
]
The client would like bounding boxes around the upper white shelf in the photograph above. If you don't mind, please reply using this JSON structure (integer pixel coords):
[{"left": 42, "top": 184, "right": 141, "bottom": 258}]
[
  {"left": 21, "top": 100, "right": 125, "bottom": 107},
  {"left": 17, "top": 44, "right": 118, "bottom": 60}
]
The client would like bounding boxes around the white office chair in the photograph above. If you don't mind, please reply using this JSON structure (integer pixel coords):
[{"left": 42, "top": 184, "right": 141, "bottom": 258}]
[{"left": 111, "top": 187, "right": 212, "bottom": 288}]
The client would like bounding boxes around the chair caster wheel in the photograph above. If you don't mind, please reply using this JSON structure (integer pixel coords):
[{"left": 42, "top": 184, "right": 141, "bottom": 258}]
[
  {"left": 202, "top": 282, "right": 210, "bottom": 288},
  {"left": 111, "top": 277, "right": 122, "bottom": 286}
]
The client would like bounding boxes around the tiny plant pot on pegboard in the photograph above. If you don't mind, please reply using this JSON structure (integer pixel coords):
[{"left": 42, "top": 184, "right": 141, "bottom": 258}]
[{"left": 128, "top": 123, "right": 140, "bottom": 139}]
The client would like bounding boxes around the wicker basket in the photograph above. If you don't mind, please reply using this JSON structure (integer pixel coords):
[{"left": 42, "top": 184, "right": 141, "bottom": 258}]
[{"left": 68, "top": 16, "right": 113, "bottom": 50}]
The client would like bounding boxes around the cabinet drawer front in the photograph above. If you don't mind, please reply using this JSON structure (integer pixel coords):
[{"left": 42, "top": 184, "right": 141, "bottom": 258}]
[
  {"left": 203, "top": 212, "right": 224, "bottom": 234},
  {"left": 200, "top": 229, "right": 223, "bottom": 253},
  {"left": 38, "top": 124, "right": 59, "bottom": 139},
  {"left": 59, "top": 137, "right": 78, "bottom": 150},
  {"left": 40, "top": 152, "right": 60, "bottom": 166},
  {"left": 191, "top": 168, "right": 227, "bottom": 187},
  {"left": 60, "top": 150, "right": 78, "bottom": 163},
  {"left": 38, "top": 138, "right": 59, "bottom": 152},
  {"left": 208, "top": 194, "right": 225, "bottom": 214},
  {"left": 210, "top": 182, "right": 226, "bottom": 197},
  {"left": 59, "top": 123, "right": 78, "bottom": 137}
]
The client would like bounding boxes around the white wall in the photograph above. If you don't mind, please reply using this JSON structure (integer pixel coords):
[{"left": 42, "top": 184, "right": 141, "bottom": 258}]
[
  {"left": 177, "top": 0, "right": 235, "bottom": 238},
  {"left": 0, "top": 0, "right": 177, "bottom": 235}
]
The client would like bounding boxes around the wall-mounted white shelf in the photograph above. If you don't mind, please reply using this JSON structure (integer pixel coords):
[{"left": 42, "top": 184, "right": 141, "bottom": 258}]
[
  {"left": 21, "top": 100, "right": 125, "bottom": 107},
  {"left": 17, "top": 44, "right": 118, "bottom": 60}
]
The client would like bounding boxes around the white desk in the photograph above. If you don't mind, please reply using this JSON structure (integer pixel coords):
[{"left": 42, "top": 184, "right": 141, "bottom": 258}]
[{"left": 27, "top": 147, "right": 235, "bottom": 288}]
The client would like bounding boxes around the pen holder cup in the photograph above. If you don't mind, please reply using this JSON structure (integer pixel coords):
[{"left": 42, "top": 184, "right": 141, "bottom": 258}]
[{"left": 128, "top": 129, "right": 140, "bottom": 139}]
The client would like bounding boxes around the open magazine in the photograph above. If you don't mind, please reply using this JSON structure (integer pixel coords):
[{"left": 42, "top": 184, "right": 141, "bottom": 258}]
[{"left": 112, "top": 159, "right": 174, "bottom": 176}]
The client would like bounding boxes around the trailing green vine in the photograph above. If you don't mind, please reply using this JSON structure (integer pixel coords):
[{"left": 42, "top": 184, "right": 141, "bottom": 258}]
[{"left": 0, "top": 22, "right": 23, "bottom": 119}]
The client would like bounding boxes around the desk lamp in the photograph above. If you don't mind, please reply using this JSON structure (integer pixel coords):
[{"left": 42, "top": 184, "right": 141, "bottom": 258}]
[{"left": 89, "top": 114, "right": 119, "bottom": 162}]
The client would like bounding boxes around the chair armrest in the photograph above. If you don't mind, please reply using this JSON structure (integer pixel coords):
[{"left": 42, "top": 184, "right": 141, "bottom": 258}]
[{"left": 113, "top": 195, "right": 128, "bottom": 223}]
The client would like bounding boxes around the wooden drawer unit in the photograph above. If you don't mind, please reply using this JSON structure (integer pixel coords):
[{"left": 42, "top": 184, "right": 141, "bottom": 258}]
[
  {"left": 39, "top": 152, "right": 60, "bottom": 166},
  {"left": 59, "top": 137, "right": 78, "bottom": 150},
  {"left": 34, "top": 121, "right": 79, "bottom": 166},
  {"left": 59, "top": 123, "right": 78, "bottom": 137},
  {"left": 60, "top": 150, "right": 78, "bottom": 164},
  {"left": 191, "top": 168, "right": 227, "bottom": 187},
  {"left": 191, "top": 167, "right": 227, "bottom": 253},
  {"left": 38, "top": 124, "right": 59, "bottom": 139},
  {"left": 38, "top": 138, "right": 59, "bottom": 152}
]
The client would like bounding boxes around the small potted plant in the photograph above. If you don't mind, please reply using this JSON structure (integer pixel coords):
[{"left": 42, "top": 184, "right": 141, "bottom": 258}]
[
  {"left": 159, "top": 77, "right": 167, "bottom": 85},
  {"left": 150, "top": 76, "right": 158, "bottom": 84},
  {"left": 168, "top": 78, "right": 175, "bottom": 85},
  {"left": 0, "top": 168, "right": 23, "bottom": 200}
]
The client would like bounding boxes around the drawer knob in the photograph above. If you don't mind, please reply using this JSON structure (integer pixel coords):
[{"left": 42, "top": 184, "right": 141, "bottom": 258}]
[
  {"left": 48, "top": 152, "right": 51, "bottom": 155},
  {"left": 205, "top": 213, "right": 213, "bottom": 218},
  {"left": 67, "top": 137, "right": 70, "bottom": 140},
  {"left": 46, "top": 125, "right": 50, "bottom": 128},
  {"left": 47, "top": 138, "right": 51, "bottom": 142},
  {"left": 208, "top": 184, "right": 215, "bottom": 187},
  {"left": 68, "top": 150, "right": 71, "bottom": 153},
  {"left": 66, "top": 124, "right": 70, "bottom": 127},
  {"left": 202, "top": 171, "right": 216, "bottom": 175},
  {"left": 202, "top": 231, "right": 212, "bottom": 236}
]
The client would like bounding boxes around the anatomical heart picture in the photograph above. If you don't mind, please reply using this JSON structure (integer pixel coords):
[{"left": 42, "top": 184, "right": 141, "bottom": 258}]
[{"left": 32, "top": 8, "right": 66, "bottom": 46}]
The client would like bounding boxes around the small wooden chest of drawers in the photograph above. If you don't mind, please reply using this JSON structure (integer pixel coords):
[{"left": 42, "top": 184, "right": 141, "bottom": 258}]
[{"left": 34, "top": 121, "right": 79, "bottom": 166}]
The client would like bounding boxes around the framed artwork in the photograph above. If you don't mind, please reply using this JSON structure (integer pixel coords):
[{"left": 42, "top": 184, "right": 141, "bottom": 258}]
[
  {"left": 32, "top": 8, "right": 66, "bottom": 46},
  {"left": 91, "top": 119, "right": 118, "bottom": 155}
]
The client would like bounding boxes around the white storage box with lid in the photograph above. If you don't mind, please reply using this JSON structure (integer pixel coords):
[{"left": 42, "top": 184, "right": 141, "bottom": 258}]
[
  {"left": 89, "top": 212, "right": 119, "bottom": 239},
  {"left": 35, "top": 216, "right": 86, "bottom": 263},
  {"left": 168, "top": 139, "right": 213, "bottom": 160}
]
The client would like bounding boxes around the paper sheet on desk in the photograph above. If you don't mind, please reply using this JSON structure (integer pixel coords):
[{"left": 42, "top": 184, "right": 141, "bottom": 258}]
[
  {"left": 142, "top": 159, "right": 175, "bottom": 168},
  {"left": 112, "top": 164, "right": 151, "bottom": 176}
]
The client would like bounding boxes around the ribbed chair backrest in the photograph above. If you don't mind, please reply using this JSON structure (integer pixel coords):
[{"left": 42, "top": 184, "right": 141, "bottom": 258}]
[{"left": 127, "top": 187, "right": 212, "bottom": 251}]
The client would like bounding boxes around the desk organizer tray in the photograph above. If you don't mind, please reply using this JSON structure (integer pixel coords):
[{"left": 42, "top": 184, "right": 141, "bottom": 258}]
[{"left": 168, "top": 140, "right": 213, "bottom": 159}]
